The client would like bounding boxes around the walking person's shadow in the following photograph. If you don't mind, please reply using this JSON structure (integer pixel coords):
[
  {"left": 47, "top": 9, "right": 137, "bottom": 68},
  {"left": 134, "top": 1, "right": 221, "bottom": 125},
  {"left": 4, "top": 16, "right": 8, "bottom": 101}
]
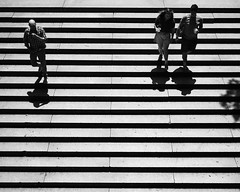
[
  {"left": 27, "top": 76, "right": 50, "bottom": 108},
  {"left": 171, "top": 67, "right": 196, "bottom": 96},
  {"left": 150, "top": 67, "right": 170, "bottom": 92}
]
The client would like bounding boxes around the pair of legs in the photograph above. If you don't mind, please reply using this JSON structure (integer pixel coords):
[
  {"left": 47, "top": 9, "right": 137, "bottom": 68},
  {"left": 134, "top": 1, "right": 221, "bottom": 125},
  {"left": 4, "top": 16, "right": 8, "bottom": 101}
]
[
  {"left": 155, "top": 32, "right": 171, "bottom": 69},
  {"left": 30, "top": 49, "right": 47, "bottom": 81},
  {"left": 181, "top": 38, "right": 197, "bottom": 69}
]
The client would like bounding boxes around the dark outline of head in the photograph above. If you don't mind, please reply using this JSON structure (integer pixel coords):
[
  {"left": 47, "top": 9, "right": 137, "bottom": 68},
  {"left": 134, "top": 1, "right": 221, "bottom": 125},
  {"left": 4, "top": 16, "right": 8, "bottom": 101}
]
[
  {"left": 190, "top": 4, "right": 198, "bottom": 12},
  {"left": 159, "top": 8, "right": 174, "bottom": 21},
  {"left": 164, "top": 8, "right": 174, "bottom": 18}
]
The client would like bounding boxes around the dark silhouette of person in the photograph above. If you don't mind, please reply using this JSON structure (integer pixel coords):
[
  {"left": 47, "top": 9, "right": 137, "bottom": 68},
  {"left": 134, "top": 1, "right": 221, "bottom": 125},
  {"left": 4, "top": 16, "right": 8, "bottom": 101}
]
[
  {"left": 176, "top": 4, "right": 203, "bottom": 70},
  {"left": 171, "top": 67, "right": 196, "bottom": 95},
  {"left": 154, "top": 8, "right": 175, "bottom": 70},
  {"left": 27, "top": 80, "right": 49, "bottom": 108},
  {"left": 24, "top": 19, "right": 48, "bottom": 84},
  {"left": 151, "top": 67, "right": 170, "bottom": 92}
]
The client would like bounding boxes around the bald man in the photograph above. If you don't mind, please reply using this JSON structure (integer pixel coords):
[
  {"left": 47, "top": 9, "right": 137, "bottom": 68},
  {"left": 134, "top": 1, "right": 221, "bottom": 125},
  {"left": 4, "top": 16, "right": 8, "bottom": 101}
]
[{"left": 23, "top": 19, "right": 48, "bottom": 82}]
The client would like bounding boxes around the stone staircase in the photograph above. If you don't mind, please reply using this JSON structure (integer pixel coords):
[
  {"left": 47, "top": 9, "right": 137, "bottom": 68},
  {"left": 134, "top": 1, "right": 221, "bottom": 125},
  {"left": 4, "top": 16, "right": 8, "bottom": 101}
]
[{"left": 0, "top": 7, "right": 240, "bottom": 191}]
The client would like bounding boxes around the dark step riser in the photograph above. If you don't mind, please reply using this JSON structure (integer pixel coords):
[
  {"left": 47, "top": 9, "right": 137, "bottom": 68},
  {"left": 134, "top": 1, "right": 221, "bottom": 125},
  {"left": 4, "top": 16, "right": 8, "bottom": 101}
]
[{"left": 1, "top": 167, "right": 239, "bottom": 173}]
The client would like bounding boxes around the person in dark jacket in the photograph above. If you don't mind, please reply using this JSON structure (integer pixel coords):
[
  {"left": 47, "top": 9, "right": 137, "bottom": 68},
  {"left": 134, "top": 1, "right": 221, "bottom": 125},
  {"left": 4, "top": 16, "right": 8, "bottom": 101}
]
[
  {"left": 24, "top": 19, "right": 48, "bottom": 82},
  {"left": 176, "top": 4, "right": 203, "bottom": 69},
  {"left": 154, "top": 8, "right": 175, "bottom": 70}
]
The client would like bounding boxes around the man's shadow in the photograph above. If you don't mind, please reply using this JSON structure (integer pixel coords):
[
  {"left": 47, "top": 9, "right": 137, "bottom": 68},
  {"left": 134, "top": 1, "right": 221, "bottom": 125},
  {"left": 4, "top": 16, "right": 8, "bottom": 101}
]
[
  {"left": 27, "top": 76, "right": 50, "bottom": 108},
  {"left": 171, "top": 67, "right": 196, "bottom": 96},
  {"left": 150, "top": 67, "right": 170, "bottom": 92}
]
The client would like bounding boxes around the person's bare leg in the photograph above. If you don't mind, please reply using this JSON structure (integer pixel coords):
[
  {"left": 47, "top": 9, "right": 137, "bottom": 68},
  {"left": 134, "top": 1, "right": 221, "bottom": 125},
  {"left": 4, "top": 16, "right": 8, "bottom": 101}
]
[
  {"left": 163, "top": 40, "right": 170, "bottom": 70},
  {"left": 157, "top": 39, "right": 163, "bottom": 67}
]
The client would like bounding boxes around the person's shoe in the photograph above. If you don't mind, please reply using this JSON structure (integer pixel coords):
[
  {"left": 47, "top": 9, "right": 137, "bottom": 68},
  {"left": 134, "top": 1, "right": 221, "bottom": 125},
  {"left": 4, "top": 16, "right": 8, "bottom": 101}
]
[
  {"left": 43, "top": 74, "right": 48, "bottom": 84},
  {"left": 43, "top": 78, "right": 48, "bottom": 84}
]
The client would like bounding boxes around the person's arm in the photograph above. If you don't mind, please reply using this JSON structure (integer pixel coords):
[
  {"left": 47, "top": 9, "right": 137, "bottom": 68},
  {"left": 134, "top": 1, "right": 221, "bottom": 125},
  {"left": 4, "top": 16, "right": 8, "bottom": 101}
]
[
  {"left": 198, "top": 17, "right": 203, "bottom": 31},
  {"left": 171, "top": 19, "right": 175, "bottom": 39},
  {"left": 32, "top": 27, "right": 47, "bottom": 43},
  {"left": 23, "top": 30, "right": 31, "bottom": 50},
  {"left": 155, "top": 14, "right": 161, "bottom": 28},
  {"left": 194, "top": 17, "right": 203, "bottom": 35},
  {"left": 176, "top": 17, "right": 185, "bottom": 40}
]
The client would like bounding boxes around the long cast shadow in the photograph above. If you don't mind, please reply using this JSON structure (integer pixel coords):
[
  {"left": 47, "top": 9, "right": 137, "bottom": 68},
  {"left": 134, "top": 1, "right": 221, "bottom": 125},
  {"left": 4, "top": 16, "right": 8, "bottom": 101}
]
[
  {"left": 27, "top": 77, "right": 50, "bottom": 108},
  {"left": 171, "top": 67, "right": 196, "bottom": 96}
]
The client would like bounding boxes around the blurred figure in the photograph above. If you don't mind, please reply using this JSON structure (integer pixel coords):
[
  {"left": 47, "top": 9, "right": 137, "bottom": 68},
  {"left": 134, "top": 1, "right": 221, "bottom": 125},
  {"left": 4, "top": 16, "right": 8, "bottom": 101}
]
[
  {"left": 154, "top": 8, "right": 175, "bottom": 70},
  {"left": 24, "top": 19, "right": 48, "bottom": 83},
  {"left": 176, "top": 4, "right": 203, "bottom": 70}
]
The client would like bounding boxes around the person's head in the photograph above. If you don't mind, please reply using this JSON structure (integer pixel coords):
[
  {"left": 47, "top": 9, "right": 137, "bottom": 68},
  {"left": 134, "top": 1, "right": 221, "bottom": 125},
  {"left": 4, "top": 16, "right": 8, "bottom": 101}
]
[
  {"left": 190, "top": 4, "right": 198, "bottom": 16},
  {"left": 164, "top": 8, "right": 173, "bottom": 21},
  {"left": 28, "top": 19, "right": 36, "bottom": 31}
]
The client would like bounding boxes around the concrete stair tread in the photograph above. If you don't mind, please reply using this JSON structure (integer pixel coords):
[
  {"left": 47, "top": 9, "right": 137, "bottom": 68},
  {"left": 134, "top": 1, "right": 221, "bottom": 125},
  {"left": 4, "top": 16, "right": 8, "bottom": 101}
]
[
  {"left": 3, "top": 53, "right": 235, "bottom": 60},
  {"left": 0, "top": 157, "right": 238, "bottom": 167},
  {"left": 0, "top": 1, "right": 239, "bottom": 8},
  {"left": 0, "top": 172, "right": 240, "bottom": 184},
  {"left": 110, "top": 129, "right": 240, "bottom": 137},
  {"left": 0, "top": 114, "right": 235, "bottom": 123},
  {"left": 0, "top": 114, "right": 171, "bottom": 123},
  {"left": 0, "top": 78, "right": 228, "bottom": 84},
  {"left": 4, "top": 32, "right": 240, "bottom": 39},
  {"left": 1, "top": 43, "right": 240, "bottom": 49},
  {"left": 0, "top": 89, "right": 229, "bottom": 97},
  {"left": 0, "top": 128, "right": 237, "bottom": 137},
  {"left": 1, "top": 142, "right": 240, "bottom": 152},
  {"left": 1, "top": 11, "right": 240, "bottom": 19},
  {"left": 2, "top": 172, "right": 240, "bottom": 183},
  {"left": 0, "top": 128, "right": 111, "bottom": 137},
  {"left": 2, "top": 65, "right": 240, "bottom": 72},
  {"left": 11, "top": 12, "right": 115, "bottom": 18},
  {"left": 0, "top": 101, "right": 232, "bottom": 110},
  {"left": 3, "top": 12, "right": 235, "bottom": 18}
]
